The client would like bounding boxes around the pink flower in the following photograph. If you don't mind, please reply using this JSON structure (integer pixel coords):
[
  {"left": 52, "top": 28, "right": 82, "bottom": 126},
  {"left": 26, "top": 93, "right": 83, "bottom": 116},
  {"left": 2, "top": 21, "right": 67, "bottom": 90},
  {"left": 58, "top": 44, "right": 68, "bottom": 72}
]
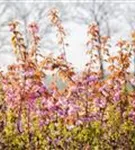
[
  {"left": 24, "top": 69, "right": 35, "bottom": 77},
  {"left": 25, "top": 79, "right": 33, "bottom": 90},
  {"left": 132, "top": 100, "right": 135, "bottom": 107},
  {"left": 113, "top": 91, "right": 120, "bottom": 102},
  {"left": 39, "top": 85, "right": 47, "bottom": 93},
  {"left": 67, "top": 104, "right": 80, "bottom": 115},
  {"left": 129, "top": 111, "right": 135, "bottom": 123},
  {"left": 32, "top": 85, "right": 41, "bottom": 92},
  {"left": 28, "top": 22, "right": 39, "bottom": 34},
  {"left": 57, "top": 98, "right": 68, "bottom": 106},
  {"left": 130, "top": 78, "right": 135, "bottom": 86},
  {"left": 57, "top": 109, "right": 66, "bottom": 118},
  {"left": 2, "top": 79, "right": 8, "bottom": 84},
  {"left": 87, "top": 75, "right": 98, "bottom": 82},
  {"left": 29, "top": 92, "right": 40, "bottom": 100},
  {"left": 94, "top": 98, "right": 106, "bottom": 108},
  {"left": 9, "top": 25, "right": 15, "bottom": 32}
]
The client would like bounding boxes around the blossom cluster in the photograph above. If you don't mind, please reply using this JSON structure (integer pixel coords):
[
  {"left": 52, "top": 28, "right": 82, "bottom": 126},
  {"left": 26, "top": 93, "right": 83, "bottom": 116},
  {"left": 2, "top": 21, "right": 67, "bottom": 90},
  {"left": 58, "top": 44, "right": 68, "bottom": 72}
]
[{"left": 0, "top": 8, "right": 135, "bottom": 149}]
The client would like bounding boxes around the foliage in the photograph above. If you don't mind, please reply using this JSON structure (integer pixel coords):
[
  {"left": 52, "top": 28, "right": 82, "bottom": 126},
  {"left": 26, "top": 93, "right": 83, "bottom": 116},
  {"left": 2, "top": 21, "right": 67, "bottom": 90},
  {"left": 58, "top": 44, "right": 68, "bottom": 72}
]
[{"left": 0, "top": 8, "right": 135, "bottom": 150}]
